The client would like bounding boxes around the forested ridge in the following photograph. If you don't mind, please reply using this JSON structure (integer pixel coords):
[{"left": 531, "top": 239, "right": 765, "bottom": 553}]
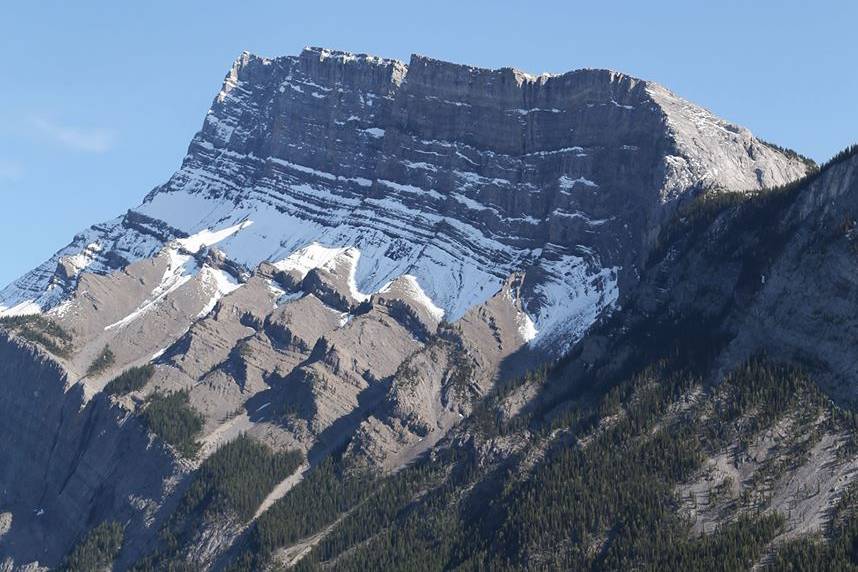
[{"left": 206, "top": 356, "right": 858, "bottom": 571}]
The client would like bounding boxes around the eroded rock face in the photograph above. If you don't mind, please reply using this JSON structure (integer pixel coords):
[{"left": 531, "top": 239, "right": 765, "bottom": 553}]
[{"left": 346, "top": 274, "right": 537, "bottom": 470}]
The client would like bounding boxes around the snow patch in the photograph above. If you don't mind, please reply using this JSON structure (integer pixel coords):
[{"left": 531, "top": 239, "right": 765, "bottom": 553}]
[
  {"left": 551, "top": 209, "right": 610, "bottom": 225},
  {"left": 531, "top": 250, "right": 619, "bottom": 351},
  {"left": 516, "top": 310, "right": 538, "bottom": 342},
  {"left": 266, "top": 280, "right": 285, "bottom": 295},
  {"left": 273, "top": 243, "right": 350, "bottom": 279},
  {"left": 452, "top": 193, "right": 497, "bottom": 214},
  {"left": 379, "top": 274, "right": 445, "bottom": 321},
  {"left": 526, "top": 146, "right": 586, "bottom": 158},
  {"left": 0, "top": 300, "right": 42, "bottom": 318},
  {"left": 378, "top": 179, "right": 444, "bottom": 200},
  {"left": 455, "top": 170, "right": 511, "bottom": 186},
  {"left": 197, "top": 267, "right": 242, "bottom": 318},
  {"left": 508, "top": 107, "right": 563, "bottom": 115},
  {"left": 273, "top": 243, "right": 369, "bottom": 302},
  {"left": 63, "top": 242, "right": 103, "bottom": 276},
  {"left": 104, "top": 248, "right": 195, "bottom": 331},
  {"left": 559, "top": 175, "right": 598, "bottom": 190},
  {"left": 610, "top": 99, "right": 635, "bottom": 110},
  {"left": 176, "top": 221, "right": 253, "bottom": 254},
  {"left": 269, "top": 157, "right": 373, "bottom": 187},
  {"left": 360, "top": 127, "right": 385, "bottom": 138},
  {"left": 150, "top": 347, "right": 168, "bottom": 361},
  {"left": 402, "top": 160, "right": 438, "bottom": 172}
]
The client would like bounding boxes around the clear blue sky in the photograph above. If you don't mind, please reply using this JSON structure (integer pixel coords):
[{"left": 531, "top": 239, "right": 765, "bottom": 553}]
[{"left": 1, "top": 0, "right": 855, "bottom": 287}]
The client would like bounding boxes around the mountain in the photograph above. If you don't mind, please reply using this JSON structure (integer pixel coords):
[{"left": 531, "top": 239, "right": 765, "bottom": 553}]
[
  {"left": 1, "top": 47, "right": 851, "bottom": 571},
  {"left": 0, "top": 48, "right": 808, "bottom": 339}
]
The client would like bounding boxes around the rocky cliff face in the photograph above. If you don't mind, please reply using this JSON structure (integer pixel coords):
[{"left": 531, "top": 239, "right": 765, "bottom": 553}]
[
  {"left": 597, "top": 149, "right": 858, "bottom": 403},
  {"left": 0, "top": 334, "right": 184, "bottom": 567},
  {"left": 0, "top": 48, "right": 815, "bottom": 569},
  {"left": 0, "top": 47, "right": 807, "bottom": 346}
]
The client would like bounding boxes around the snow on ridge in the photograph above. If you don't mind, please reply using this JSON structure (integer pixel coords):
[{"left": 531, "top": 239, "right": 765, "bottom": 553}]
[
  {"left": 452, "top": 193, "right": 498, "bottom": 214},
  {"left": 610, "top": 99, "right": 635, "bottom": 110},
  {"left": 309, "top": 46, "right": 400, "bottom": 67},
  {"left": 530, "top": 252, "right": 619, "bottom": 352},
  {"left": 150, "top": 347, "right": 168, "bottom": 361},
  {"left": 501, "top": 276, "right": 539, "bottom": 344},
  {"left": 272, "top": 244, "right": 449, "bottom": 322},
  {"left": 379, "top": 274, "right": 445, "bottom": 322},
  {"left": 507, "top": 107, "right": 563, "bottom": 115},
  {"left": 176, "top": 221, "right": 254, "bottom": 254},
  {"left": 63, "top": 242, "right": 103, "bottom": 276},
  {"left": 104, "top": 248, "right": 195, "bottom": 331},
  {"left": 378, "top": 179, "right": 444, "bottom": 200},
  {"left": 0, "top": 216, "right": 160, "bottom": 319},
  {"left": 102, "top": 239, "right": 246, "bottom": 331},
  {"left": 273, "top": 243, "right": 369, "bottom": 302},
  {"left": 516, "top": 310, "right": 538, "bottom": 342},
  {"left": 559, "top": 175, "right": 598, "bottom": 190},
  {"left": 197, "top": 266, "right": 242, "bottom": 319},
  {"left": 551, "top": 209, "right": 610, "bottom": 226},
  {"left": 1, "top": 151, "right": 616, "bottom": 350},
  {"left": 339, "top": 249, "right": 369, "bottom": 303},
  {"left": 360, "top": 127, "right": 385, "bottom": 138},
  {"left": 268, "top": 157, "right": 373, "bottom": 187},
  {"left": 273, "top": 243, "right": 352, "bottom": 280},
  {"left": 0, "top": 300, "right": 42, "bottom": 318}
]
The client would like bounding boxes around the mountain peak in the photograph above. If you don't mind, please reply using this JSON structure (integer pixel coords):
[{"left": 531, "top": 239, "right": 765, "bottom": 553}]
[
  {"left": 2, "top": 48, "right": 810, "bottom": 332},
  {"left": 0, "top": 46, "right": 839, "bottom": 570}
]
